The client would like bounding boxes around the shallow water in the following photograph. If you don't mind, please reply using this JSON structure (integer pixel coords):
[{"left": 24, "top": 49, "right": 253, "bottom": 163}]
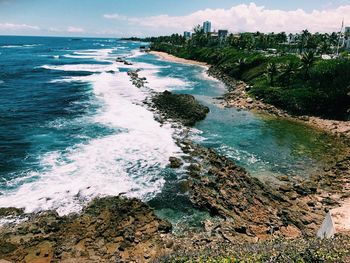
[{"left": 0, "top": 36, "right": 345, "bottom": 228}]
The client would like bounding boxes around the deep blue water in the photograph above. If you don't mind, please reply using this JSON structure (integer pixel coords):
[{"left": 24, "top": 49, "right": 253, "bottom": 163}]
[{"left": 0, "top": 36, "right": 344, "bottom": 226}]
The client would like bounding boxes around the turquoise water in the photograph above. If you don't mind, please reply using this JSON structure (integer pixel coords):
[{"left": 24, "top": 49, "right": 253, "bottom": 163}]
[
  {"left": 138, "top": 55, "right": 342, "bottom": 179},
  {"left": 0, "top": 36, "right": 344, "bottom": 226}
]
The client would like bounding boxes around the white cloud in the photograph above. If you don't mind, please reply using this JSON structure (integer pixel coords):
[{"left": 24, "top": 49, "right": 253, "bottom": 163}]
[
  {"left": 67, "top": 26, "right": 85, "bottom": 33},
  {"left": 103, "top": 13, "right": 128, "bottom": 20},
  {"left": 0, "top": 23, "right": 40, "bottom": 31},
  {"left": 104, "top": 3, "right": 350, "bottom": 34}
]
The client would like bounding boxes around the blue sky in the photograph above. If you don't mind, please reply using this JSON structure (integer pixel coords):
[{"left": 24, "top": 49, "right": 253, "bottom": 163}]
[{"left": 0, "top": 0, "right": 349, "bottom": 36}]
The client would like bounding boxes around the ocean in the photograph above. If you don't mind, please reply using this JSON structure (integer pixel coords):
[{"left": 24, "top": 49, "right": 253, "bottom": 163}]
[{"left": 0, "top": 36, "right": 343, "bottom": 226}]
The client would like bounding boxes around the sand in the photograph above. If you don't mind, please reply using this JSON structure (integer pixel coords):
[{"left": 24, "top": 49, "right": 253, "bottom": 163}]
[{"left": 150, "top": 51, "right": 209, "bottom": 68}]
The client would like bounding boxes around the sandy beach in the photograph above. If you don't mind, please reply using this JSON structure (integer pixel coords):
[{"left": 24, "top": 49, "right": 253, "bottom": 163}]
[{"left": 150, "top": 51, "right": 209, "bottom": 68}]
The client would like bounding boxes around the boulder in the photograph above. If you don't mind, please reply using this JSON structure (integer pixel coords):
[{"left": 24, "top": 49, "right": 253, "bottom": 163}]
[{"left": 152, "top": 91, "right": 210, "bottom": 126}]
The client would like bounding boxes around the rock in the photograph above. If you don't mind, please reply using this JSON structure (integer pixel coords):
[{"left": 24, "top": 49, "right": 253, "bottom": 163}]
[
  {"left": 151, "top": 91, "right": 210, "bottom": 126},
  {"left": 0, "top": 207, "right": 24, "bottom": 217},
  {"left": 279, "top": 225, "right": 302, "bottom": 238},
  {"left": 277, "top": 175, "right": 290, "bottom": 182},
  {"left": 203, "top": 220, "right": 214, "bottom": 232},
  {"left": 279, "top": 184, "right": 292, "bottom": 192},
  {"left": 127, "top": 70, "right": 146, "bottom": 88},
  {"left": 321, "top": 197, "right": 339, "bottom": 206},
  {"left": 165, "top": 240, "right": 174, "bottom": 248},
  {"left": 0, "top": 197, "right": 172, "bottom": 262},
  {"left": 168, "top": 157, "right": 183, "bottom": 168},
  {"left": 246, "top": 98, "right": 253, "bottom": 104}
]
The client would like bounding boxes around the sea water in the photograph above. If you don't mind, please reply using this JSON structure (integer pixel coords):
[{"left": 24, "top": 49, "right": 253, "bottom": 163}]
[{"left": 0, "top": 36, "right": 344, "bottom": 227}]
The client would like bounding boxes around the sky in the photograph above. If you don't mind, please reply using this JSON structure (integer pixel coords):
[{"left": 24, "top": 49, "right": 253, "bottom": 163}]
[{"left": 0, "top": 0, "right": 349, "bottom": 37}]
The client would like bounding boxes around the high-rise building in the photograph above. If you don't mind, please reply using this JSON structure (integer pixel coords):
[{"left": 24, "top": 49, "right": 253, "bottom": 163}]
[
  {"left": 184, "top": 31, "right": 191, "bottom": 39},
  {"left": 203, "top": 21, "right": 212, "bottom": 34}
]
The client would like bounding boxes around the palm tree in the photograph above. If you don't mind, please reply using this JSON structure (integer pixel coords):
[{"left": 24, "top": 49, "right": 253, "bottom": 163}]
[
  {"left": 235, "top": 58, "right": 247, "bottom": 76},
  {"left": 191, "top": 24, "right": 208, "bottom": 47},
  {"left": 280, "top": 61, "right": 298, "bottom": 87},
  {"left": 266, "top": 62, "right": 278, "bottom": 86},
  {"left": 301, "top": 29, "right": 311, "bottom": 52},
  {"left": 301, "top": 51, "right": 316, "bottom": 79}
]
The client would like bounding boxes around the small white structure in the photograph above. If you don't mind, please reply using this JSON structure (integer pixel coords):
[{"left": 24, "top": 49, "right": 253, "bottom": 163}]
[
  {"left": 321, "top": 54, "right": 332, "bottom": 60},
  {"left": 317, "top": 201, "right": 350, "bottom": 238}
]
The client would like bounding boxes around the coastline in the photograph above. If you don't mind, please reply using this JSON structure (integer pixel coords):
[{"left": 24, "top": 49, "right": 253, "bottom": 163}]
[
  {"left": 150, "top": 51, "right": 209, "bottom": 68},
  {"left": 222, "top": 82, "right": 350, "bottom": 139},
  {"left": 1, "top": 47, "right": 350, "bottom": 262},
  {"left": 151, "top": 51, "right": 350, "bottom": 139},
  {"left": 225, "top": 83, "right": 350, "bottom": 139},
  {"left": 151, "top": 50, "right": 350, "bottom": 240},
  {"left": 207, "top": 62, "right": 350, "bottom": 139}
]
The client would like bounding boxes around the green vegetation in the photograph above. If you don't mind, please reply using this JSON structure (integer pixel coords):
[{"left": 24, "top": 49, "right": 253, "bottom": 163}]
[
  {"left": 156, "top": 235, "right": 350, "bottom": 262},
  {"left": 147, "top": 29, "right": 350, "bottom": 120}
]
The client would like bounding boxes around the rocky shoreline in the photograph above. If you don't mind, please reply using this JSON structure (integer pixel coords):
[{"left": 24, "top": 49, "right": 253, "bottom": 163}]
[
  {"left": 0, "top": 197, "right": 173, "bottom": 262},
  {"left": 207, "top": 66, "right": 350, "bottom": 139},
  {"left": 1, "top": 61, "right": 350, "bottom": 262}
]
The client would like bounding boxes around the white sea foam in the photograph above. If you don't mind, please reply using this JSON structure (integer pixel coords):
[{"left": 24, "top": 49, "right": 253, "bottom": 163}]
[
  {"left": 128, "top": 49, "right": 144, "bottom": 58},
  {"left": 138, "top": 69, "right": 191, "bottom": 92},
  {"left": 0, "top": 48, "right": 184, "bottom": 215},
  {"left": 41, "top": 63, "right": 116, "bottom": 73},
  {"left": 0, "top": 44, "right": 42, "bottom": 49},
  {"left": 63, "top": 54, "right": 95, "bottom": 59}
]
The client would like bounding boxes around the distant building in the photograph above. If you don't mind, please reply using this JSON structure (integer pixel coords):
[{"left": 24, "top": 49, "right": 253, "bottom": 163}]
[
  {"left": 218, "top": 30, "right": 228, "bottom": 40},
  {"left": 203, "top": 21, "right": 212, "bottom": 34},
  {"left": 345, "top": 27, "right": 350, "bottom": 50},
  {"left": 184, "top": 31, "right": 191, "bottom": 39},
  {"left": 345, "top": 27, "right": 350, "bottom": 38}
]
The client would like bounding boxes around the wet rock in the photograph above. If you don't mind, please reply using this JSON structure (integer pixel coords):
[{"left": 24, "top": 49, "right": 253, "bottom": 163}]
[
  {"left": 128, "top": 69, "right": 146, "bottom": 88},
  {"left": 151, "top": 91, "right": 209, "bottom": 126},
  {"left": 168, "top": 157, "right": 183, "bottom": 168},
  {"left": 0, "top": 207, "right": 24, "bottom": 217}
]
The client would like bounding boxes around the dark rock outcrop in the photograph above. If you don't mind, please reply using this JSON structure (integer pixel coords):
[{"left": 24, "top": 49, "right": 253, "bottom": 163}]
[
  {"left": 127, "top": 69, "right": 147, "bottom": 88},
  {"left": 152, "top": 91, "right": 209, "bottom": 126},
  {"left": 168, "top": 156, "right": 183, "bottom": 168}
]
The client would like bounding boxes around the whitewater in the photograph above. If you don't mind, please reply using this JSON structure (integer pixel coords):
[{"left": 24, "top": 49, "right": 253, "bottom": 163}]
[{"left": 0, "top": 40, "right": 187, "bottom": 215}]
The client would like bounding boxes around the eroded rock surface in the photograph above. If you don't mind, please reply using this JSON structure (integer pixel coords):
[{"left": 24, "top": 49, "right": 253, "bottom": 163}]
[
  {"left": 0, "top": 197, "right": 172, "bottom": 263},
  {"left": 177, "top": 140, "right": 350, "bottom": 243}
]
